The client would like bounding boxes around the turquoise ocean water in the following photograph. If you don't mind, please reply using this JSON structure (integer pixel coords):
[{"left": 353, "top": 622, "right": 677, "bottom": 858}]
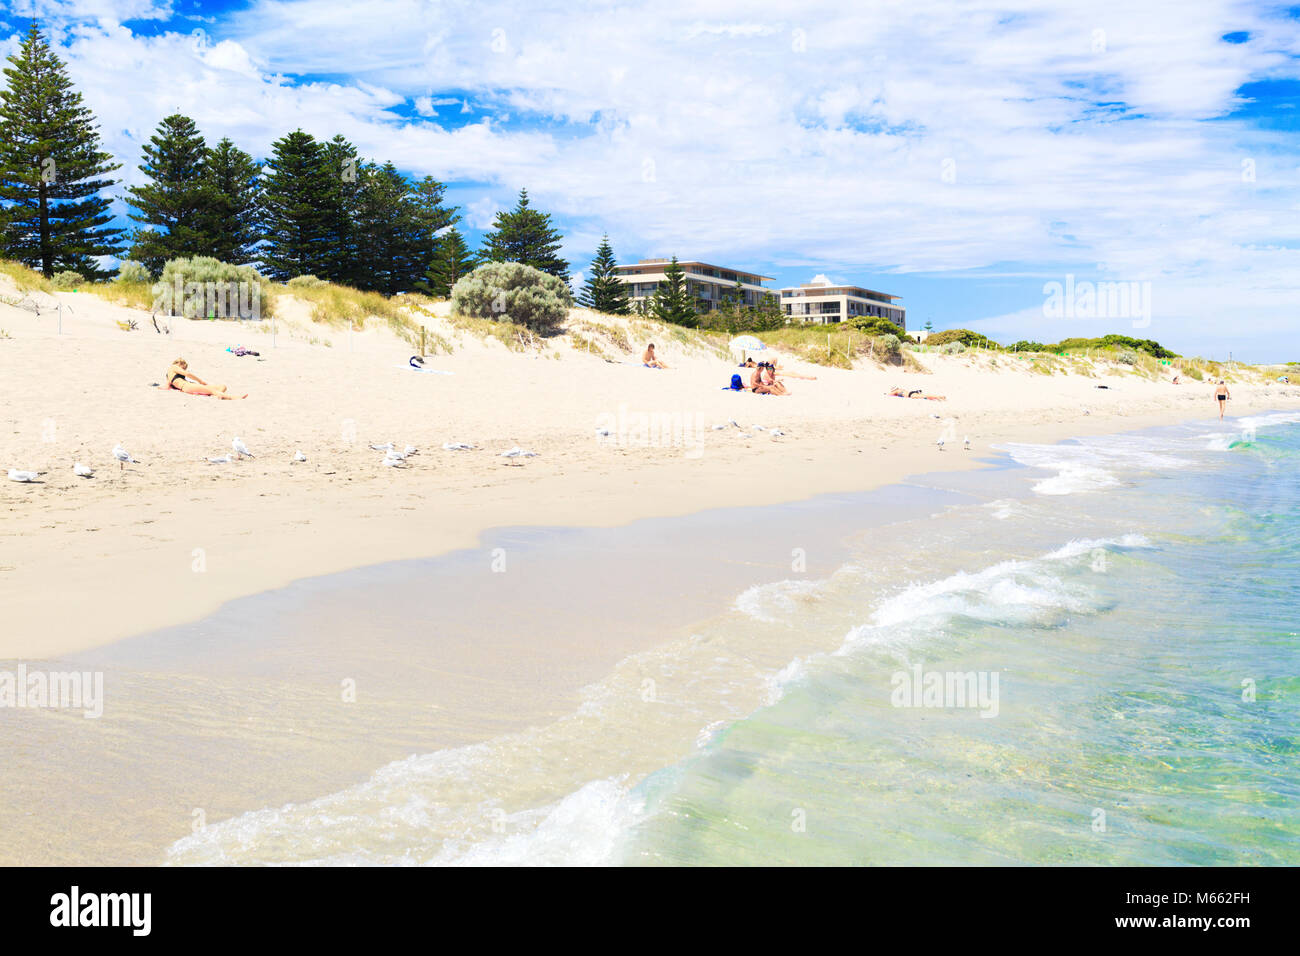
[{"left": 163, "top": 412, "right": 1300, "bottom": 866}]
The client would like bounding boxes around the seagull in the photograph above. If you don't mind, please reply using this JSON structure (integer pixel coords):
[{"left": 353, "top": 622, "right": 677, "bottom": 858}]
[
  {"left": 8, "top": 469, "right": 41, "bottom": 482},
  {"left": 369, "top": 442, "right": 394, "bottom": 452},
  {"left": 499, "top": 446, "right": 538, "bottom": 458},
  {"left": 73, "top": 462, "right": 94, "bottom": 478},
  {"left": 293, "top": 450, "right": 307, "bottom": 462},
  {"left": 963, "top": 437, "right": 971, "bottom": 451},
  {"left": 753, "top": 425, "right": 766, "bottom": 431},
  {"left": 385, "top": 448, "right": 407, "bottom": 462},
  {"left": 232, "top": 437, "right": 254, "bottom": 459},
  {"left": 112, "top": 444, "right": 139, "bottom": 470},
  {"left": 595, "top": 427, "right": 612, "bottom": 438},
  {"left": 442, "top": 442, "right": 474, "bottom": 451},
  {"left": 1083, "top": 408, "right": 1091, "bottom": 416},
  {"left": 403, "top": 445, "right": 418, "bottom": 456},
  {"left": 728, "top": 419, "right": 740, "bottom": 428},
  {"left": 738, "top": 433, "right": 752, "bottom": 438},
  {"left": 207, "top": 454, "right": 233, "bottom": 464},
  {"left": 936, "top": 438, "right": 946, "bottom": 451},
  {"left": 381, "top": 455, "right": 406, "bottom": 468},
  {"left": 711, "top": 424, "right": 726, "bottom": 431},
  {"left": 770, "top": 429, "right": 786, "bottom": 437}
]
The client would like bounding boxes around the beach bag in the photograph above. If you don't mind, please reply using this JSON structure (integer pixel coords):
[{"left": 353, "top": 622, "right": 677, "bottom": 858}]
[{"left": 729, "top": 374, "right": 743, "bottom": 390}]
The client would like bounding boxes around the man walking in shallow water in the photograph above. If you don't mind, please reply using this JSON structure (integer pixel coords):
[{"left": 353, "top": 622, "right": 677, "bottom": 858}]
[{"left": 1215, "top": 380, "right": 1231, "bottom": 420}]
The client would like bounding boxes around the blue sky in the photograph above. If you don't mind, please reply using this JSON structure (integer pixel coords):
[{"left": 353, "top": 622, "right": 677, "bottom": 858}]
[{"left": 4, "top": 0, "right": 1299, "bottom": 360}]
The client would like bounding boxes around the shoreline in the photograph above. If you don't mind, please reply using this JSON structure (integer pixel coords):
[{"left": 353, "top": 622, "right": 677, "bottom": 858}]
[
  {"left": 2, "top": 407, "right": 1293, "bottom": 865},
  {"left": 4, "top": 400, "right": 1291, "bottom": 661}
]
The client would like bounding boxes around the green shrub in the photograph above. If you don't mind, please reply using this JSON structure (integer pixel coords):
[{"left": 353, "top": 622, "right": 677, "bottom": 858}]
[
  {"left": 940, "top": 341, "right": 967, "bottom": 354},
  {"left": 1008, "top": 340, "right": 1047, "bottom": 352},
  {"left": 115, "top": 261, "right": 149, "bottom": 283},
  {"left": 287, "top": 274, "right": 327, "bottom": 288},
  {"left": 51, "top": 270, "right": 83, "bottom": 290},
  {"left": 850, "top": 316, "right": 907, "bottom": 339},
  {"left": 927, "top": 328, "right": 998, "bottom": 349},
  {"left": 1056, "top": 335, "right": 1177, "bottom": 359},
  {"left": 1116, "top": 350, "right": 1138, "bottom": 365},
  {"left": 156, "top": 256, "right": 270, "bottom": 319},
  {"left": 451, "top": 261, "right": 573, "bottom": 331},
  {"left": 876, "top": 333, "right": 902, "bottom": 355}
]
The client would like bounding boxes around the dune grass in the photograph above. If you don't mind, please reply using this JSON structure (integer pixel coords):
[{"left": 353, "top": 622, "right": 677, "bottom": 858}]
[
  {"left": 0, "top": 260, "right": 53, "bottom": 293},
  {"left": 88, "top": 278, "right": 156, "bottom": 311},
  {"left": 276, "top": 283, "right": 418, "bottom": 344},
  {"left": 757, "top": 325, "right": 919, "bottom": 370},
  {"left": 445, "top": 309, "right": 535, "bottom": 352}
]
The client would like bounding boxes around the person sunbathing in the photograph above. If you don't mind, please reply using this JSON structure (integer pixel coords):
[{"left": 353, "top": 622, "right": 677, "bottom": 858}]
[
  {"left": 886, "top": 385, "right": 945, "bottom": 400},
  {"left": 166, "top": 358, "right": 246, "bottom": 399},
  {"left": 643, "top": 344, "right": 669, "bottom": 369}
]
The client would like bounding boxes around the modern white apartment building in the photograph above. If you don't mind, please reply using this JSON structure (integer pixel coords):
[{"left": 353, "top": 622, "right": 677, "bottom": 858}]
[
  {"left": 612, "top": 259, "right": 775, "bottom": 312},
  {"left": 779, "top": 275, "right": 905, "bottom": 329}
]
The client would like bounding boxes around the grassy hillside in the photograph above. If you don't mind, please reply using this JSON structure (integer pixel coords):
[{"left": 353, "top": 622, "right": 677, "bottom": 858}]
[{"left": 0, "top": 261, "right": 53, "bottom": 294}]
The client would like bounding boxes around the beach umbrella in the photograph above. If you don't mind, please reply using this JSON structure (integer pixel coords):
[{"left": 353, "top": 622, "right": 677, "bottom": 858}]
[{"left": 730, "top": 335, "right": 767, "bottom": 362}]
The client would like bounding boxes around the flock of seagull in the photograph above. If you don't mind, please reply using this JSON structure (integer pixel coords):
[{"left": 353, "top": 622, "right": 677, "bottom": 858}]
[
  {"left": 9, "top": 424, "right": 971, "bottom": 483},
  {"left": 6, "top": 436, "right": 517, "bottom": 483},
  {"left": 698, "top": 419, "right": 790, "bottom": 441}
]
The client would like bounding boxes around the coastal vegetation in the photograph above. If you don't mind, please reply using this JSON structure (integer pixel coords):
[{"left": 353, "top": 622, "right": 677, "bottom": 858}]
[{"left": 450, "top": 261, "right": 573, "bottom": 331}]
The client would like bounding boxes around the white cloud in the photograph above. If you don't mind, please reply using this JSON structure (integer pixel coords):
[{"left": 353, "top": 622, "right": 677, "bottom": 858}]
[{"left": 6, "top": 0, "right": 1300, "bottom": 353}]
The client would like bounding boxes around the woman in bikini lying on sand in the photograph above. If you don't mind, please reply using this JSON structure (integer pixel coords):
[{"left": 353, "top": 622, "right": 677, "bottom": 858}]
[
  {"left": 886, "top": 385, "right": 946, "bottom": 401},
  {"left": 166, "top": 358, "right": 247, "bottom": 399}
]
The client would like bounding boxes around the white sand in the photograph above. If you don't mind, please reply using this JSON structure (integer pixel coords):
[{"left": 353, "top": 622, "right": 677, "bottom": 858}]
[{"left": 3, "top": 281, "right": 1297, "bottom": 658}]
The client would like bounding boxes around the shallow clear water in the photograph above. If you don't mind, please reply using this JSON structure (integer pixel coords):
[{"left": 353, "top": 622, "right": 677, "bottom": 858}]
[
  {"left": 152, "top": 411, "right": 1300, "bottom": 866},
  {"left": 623, "top": 413, "right": 1300, "bottom": 866}
]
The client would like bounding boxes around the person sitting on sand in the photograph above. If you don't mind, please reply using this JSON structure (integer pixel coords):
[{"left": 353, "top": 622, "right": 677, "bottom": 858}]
[
  {"left": 166, "top": 358, "right": 246, "bottom": 400},
  {"left": 751, "top": 365, "right": 788, "bottom": 395},
  {"left": 643, "top": 344, "right": 669, "bottom": 369},
  {"left": 760, "top": 364, "right": 791, "bottom": 394},
  {"left": 742, "top": 358, "right": 817, "bottom": 381}
]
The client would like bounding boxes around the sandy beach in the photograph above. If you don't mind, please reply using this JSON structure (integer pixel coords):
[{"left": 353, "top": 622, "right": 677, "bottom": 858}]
[{"left": 4, "top": 282, "right": 1299, "bottom": 661}]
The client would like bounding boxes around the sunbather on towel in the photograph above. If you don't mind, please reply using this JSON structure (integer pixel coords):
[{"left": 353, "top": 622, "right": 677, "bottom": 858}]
[
  {"left": 643, "top": 344, "right": 669, "bottom": 369},
  {"left": 166, "top": 358, "right": 246, "bottom": 399},
  {"left": 886, "top": 385, "right": 945, "bottom": 400}
]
